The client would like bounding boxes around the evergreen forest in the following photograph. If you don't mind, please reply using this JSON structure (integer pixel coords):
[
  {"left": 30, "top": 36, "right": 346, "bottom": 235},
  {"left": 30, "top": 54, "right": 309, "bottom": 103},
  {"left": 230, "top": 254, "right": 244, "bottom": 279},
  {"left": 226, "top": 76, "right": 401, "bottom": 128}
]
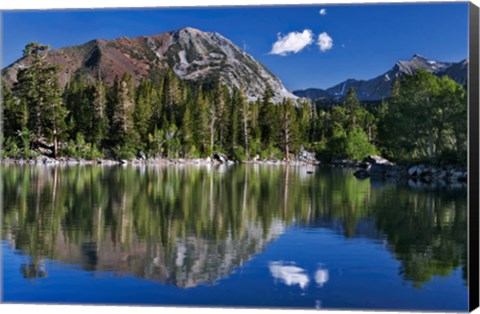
[{"left": 1, "top": 43, "right": 468, "bottom": 166}]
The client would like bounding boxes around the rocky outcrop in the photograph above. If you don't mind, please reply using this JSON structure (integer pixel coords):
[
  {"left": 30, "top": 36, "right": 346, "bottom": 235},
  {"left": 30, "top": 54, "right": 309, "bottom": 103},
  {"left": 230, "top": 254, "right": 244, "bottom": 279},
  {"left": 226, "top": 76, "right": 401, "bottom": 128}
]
[
  {"left": 351, "top": 155, "right": 467, "bottom": 188},
  {"left": 294, "top": 148, "right": 319, "bottom": 164},
  {"left": 353, "top": 155, "right": 397, "bottom": 179},
  {"left": 406, "top": 164, "right": 467, "bottom": 183}
]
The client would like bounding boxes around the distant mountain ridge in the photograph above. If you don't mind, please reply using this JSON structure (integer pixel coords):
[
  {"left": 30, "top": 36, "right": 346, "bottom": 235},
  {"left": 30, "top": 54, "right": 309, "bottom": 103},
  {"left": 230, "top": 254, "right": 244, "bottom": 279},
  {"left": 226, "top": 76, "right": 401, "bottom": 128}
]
[
  {"left": 2, "top": 27, "right": 296, "bottom": 103},
  {"left": 294, "top": 54, "right": 468, "bottom": 102}
]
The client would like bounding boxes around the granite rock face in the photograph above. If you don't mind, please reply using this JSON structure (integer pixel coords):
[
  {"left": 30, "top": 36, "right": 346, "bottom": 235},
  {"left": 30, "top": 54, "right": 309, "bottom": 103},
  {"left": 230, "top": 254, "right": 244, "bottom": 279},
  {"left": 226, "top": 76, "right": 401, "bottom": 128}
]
[{"left": 2, "top": 27, "right": 296, "bottom": 103}]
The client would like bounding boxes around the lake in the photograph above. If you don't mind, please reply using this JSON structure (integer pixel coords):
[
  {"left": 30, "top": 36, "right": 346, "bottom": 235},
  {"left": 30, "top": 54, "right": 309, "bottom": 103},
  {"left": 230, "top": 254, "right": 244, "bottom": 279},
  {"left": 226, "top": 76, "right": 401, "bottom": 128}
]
[{"left": 1, "top": 164, "right": 468, "bottom": 311}]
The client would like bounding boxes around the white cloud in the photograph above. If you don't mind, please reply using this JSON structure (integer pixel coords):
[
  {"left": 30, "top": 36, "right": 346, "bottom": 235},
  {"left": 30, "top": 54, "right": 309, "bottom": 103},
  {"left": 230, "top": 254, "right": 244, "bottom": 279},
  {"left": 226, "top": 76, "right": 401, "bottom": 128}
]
[
  {"left": 314, "top": 267, "right": 329, "bottom": 287},
  {"left": 319, "top": 8, "right": 327, "bottom": 15},
  {"left": 269, "top": 261, "right": 309, "bottom": 289},
  {"left": 269, "top": 29, "right": 314, "bottom": 56},
  {"left": 317, "top": 32, "right": 333, "bottom": 52}
]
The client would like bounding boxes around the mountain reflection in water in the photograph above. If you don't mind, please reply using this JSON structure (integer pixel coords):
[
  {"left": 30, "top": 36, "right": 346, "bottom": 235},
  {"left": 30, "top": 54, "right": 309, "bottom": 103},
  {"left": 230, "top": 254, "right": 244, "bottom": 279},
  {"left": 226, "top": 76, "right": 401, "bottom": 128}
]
[{"left": 2, "top": 164, "right": 468, "bottom": 307}]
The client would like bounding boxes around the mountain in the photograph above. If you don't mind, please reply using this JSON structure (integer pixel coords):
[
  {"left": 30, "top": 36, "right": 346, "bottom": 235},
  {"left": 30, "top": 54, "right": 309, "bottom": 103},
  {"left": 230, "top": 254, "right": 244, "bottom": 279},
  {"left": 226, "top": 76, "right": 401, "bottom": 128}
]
[
  {"left": 4, "top": 216, "right": 285, "bottom": 288},
  {"left": 293, "top": 54, "right": 467, "bottom": 102},
  {"left": 435, "top": 58, "right": 468, "bottom": 86},
  {"left": 2, "top": 27, "right": 296, "bottom": 102},
  {"left": 290, "top": 88, "right": 331, "bottom": 100}
]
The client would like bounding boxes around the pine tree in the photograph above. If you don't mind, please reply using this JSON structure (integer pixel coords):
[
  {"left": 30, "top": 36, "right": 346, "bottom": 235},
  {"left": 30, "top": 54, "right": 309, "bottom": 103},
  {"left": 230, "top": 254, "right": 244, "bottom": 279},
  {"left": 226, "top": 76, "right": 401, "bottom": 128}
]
[
  {"left": 2, "top": 81, "right": 27, "bottom": 140},
  {"left": 249, "top": 99, "right": 262, "bottom": 156},
  {"left": 64, "top": 76, "right": 91, "bottom": 141},
  {"left": 297, "top": 100, "right": 311, "bottom": 144},
  {"left": 207, "top": 90, "right": 218, "bottom": 154},
  {"left": 14, "top": 42, "right": 67, "bottom": 157},
  {"left": 152, "top": 76, "right": 165, "bottom": 130},
  {"left": 279, "top": 98, "right": 299, "bottom": 159},
  {"left": 134, "top": 80, "right": 155, "bottom": 143},
  {"left": 226, "top": 88, "right": 240, "bottom": 153},
  {"left": 209, "top": 81, "right": 228, "bottom": 153},
  {"left": 110, "top": 73, "right": 138, "bottom": 152},
  {"left": 181, "top": 92, "right": 196, "bottom": 157},
  {"left": 193, "top": 87, "right": 209, "bottom": 156},
  {"left": 237, "top": 88, "right": 250, "bottom": 156},
  {"left": 344, "top": 87, "right": 360, "bottom": 127},
  {"left": 91, "top": 80, "right": 107, "bottom": 148},
  {"left": 259, "top": 85, "right": 275, "bottom": 149},
  {"left": 162, "top": 69, "right": 181, "bottom": 126}
]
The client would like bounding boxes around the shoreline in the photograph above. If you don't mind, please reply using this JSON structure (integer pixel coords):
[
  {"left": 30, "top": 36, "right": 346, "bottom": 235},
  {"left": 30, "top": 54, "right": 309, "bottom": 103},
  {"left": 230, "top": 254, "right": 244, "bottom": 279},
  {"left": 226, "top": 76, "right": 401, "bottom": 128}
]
[
  {"left": 1, "top": 155, "right": 467, "bottom": 190},
  {"left": 0, "top": 156, "right": 321, "bottom": 167}
]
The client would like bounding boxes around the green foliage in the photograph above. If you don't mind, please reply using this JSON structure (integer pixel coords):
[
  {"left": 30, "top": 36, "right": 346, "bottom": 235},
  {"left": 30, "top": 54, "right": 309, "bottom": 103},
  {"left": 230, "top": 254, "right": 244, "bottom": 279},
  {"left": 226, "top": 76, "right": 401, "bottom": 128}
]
[
  {"left": 2, "top": 165, "right": 467, "bottom": 287},
  {"left": 14, "top": 42, "right": 68, "bottom": 156},
  {"left": 313, "top": 140, "right": 330, "bottom": 163},
  {"left": 315, "top": 95, "right": 378, "bottom": 161},
  {"left": 2, "top": 42, "right": 466, "bottom": 165},
  {"left": 60, "top": 133, "right": 104, "bottom": 159},
  {"left": 2, "top": 81, "right": 27, "bottom": 139},
  {"left": 278, "top": 98, "right": 300, "bottom": 159},
  {"left": 232, "top": 146, "right": 247, "bottom": 162},
  {"left": 321, "top": 126, "right": 377, "bottom": 162},
  {"left": 344, "top": 127, "right": 378, "bottom": 160},
  {"left": 378, "top": 71, "right": 467, "bottom": 164},
  {"left": 2, "top": 127, "right": 38, "bottom": 159},
  {"left": 114, "top": 146, "right": 136, "bottom": 160},
  {"left": 2, "top": 136, "right": 21, "bottom": 158},
  {"left": 258, "top": 86, "right": 276, "bottom": 149},
  {"left": 134, "top": 80, "right": 156, "bottom": 142},
  {"left": 109, "top": 74, "right": 139, "bottom": 150},
  {"left": 259, "top": 145, "right": 283, "bottom": 160}
]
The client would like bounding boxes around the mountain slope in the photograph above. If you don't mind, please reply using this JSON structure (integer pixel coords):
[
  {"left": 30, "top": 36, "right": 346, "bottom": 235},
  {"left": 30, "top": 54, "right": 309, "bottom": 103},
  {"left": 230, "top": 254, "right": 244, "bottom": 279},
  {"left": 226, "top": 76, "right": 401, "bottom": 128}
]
[
  {"left": 293, "top": 55, "right": 467, "bottom": 101},
  {"left": 291, "top": 88, "right": 331, "bottom": 100},
  {"left": 2, "top": 27, "right": 296, "bottom": 102}
]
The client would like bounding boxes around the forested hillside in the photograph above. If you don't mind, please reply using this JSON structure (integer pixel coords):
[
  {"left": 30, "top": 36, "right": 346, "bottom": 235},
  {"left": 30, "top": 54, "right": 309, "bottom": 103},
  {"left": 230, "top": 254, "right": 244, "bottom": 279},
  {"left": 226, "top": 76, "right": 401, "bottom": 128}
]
[{"left": 2, "top": 42, "right": 467, "bottom": 165}]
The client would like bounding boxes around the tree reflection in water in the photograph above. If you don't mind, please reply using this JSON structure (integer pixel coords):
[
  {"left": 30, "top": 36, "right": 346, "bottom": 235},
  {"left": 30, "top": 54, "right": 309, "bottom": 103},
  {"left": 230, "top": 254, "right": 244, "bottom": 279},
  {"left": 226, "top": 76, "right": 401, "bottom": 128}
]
[{"left": 2, "top": 165, "right": 467, "bottom": 288}]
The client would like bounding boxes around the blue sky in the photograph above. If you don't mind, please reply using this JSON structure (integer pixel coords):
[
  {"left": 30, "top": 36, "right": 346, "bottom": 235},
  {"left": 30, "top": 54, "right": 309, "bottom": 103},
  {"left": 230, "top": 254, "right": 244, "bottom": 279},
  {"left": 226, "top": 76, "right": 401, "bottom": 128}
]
[{"left": 1, "top": 3, "right": 469, "bottom": 90}]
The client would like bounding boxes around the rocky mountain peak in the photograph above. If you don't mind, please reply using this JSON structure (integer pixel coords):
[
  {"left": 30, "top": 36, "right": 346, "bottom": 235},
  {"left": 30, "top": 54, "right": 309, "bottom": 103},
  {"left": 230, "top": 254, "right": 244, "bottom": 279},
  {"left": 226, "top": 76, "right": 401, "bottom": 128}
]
[
  {"left": 2, "top": 27, "right": 296, "bottom": 103},
  {"left": 294, "top": 54, "right": 467, "bottom": 102}
]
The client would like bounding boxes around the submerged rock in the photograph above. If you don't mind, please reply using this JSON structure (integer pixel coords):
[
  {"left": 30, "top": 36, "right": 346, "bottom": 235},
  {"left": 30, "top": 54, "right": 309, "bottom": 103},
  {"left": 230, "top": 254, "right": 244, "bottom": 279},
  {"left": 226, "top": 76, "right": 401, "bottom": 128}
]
[
  {"left": 353, "top": 169, "right": 370, "bottom": 179},
  {"left": 369, "top": 163, "right": 396, "bottom": 178}
]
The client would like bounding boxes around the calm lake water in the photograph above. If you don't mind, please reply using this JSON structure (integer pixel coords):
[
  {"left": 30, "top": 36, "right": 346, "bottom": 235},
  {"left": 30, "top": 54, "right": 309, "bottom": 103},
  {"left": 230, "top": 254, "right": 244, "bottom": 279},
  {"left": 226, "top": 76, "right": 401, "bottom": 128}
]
[{"left": 1, "top": 164, "right": 468, "bottom": 310}]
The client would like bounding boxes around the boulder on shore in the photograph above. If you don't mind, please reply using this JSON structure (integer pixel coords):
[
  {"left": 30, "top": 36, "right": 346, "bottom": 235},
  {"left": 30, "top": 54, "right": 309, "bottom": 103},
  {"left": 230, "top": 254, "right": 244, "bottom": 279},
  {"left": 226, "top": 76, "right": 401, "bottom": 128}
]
[
  {"left": 212, "top": 152, "right": 229, "bottom": 164},
  {"left": 364, "top": 155, "right": 393, "bottom": 165}
]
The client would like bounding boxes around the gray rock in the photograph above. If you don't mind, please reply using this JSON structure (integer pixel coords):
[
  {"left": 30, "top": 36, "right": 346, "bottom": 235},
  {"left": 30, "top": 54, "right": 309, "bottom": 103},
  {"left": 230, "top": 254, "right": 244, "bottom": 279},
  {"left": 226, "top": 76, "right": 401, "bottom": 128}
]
[
  {"left": 213, "top": 152, "right": 229, "bottom": 163},
  {"left": 364, "top": 155, "right": 393, "bottom": 165},
  {"left": 408, "top": 166, "right": 418, "bottom": 176},
  {"left": 369, "top": 163, "right": 395, "bottom": 177},
  {"left": 435, "top": 170, "right": 447, "bottom": 179},
  {"left": 358, "top": 161, "right": 371, "bottom": 170},
  {"left": 354, "top": 169, "right": 370, "bottom": 179},
  {"left": 408, "top": 164, "right": 428, "bottom": 177}
]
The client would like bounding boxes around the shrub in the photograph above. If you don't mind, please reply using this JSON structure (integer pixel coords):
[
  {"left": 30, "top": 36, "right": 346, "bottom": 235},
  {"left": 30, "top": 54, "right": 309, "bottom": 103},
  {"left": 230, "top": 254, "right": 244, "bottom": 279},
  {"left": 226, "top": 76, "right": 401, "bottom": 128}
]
[
  {"left": 316, "top": 128, "right": 377, "bottom": 162},
  {"left": 259, "top": 146, "right": 283, "bottom": 160},
  {"left": 114, "top": 147, "right": 136, "bottom": 160},
  {"left": 232, "top": 146, "right": 247, "bottom": 162}
]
